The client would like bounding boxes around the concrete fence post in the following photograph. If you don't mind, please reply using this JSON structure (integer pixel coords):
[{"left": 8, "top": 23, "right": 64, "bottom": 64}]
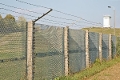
[
  {"left": 64, "top": 26, "right": 69, "bottom": 76},
  {"left": 109, "top": 34, "right": 112, "bottom": 60},
  {"left": 99, "top": 33, "right": 102, "bottom": 61},
  {"left": 85, "top": 30, "right": 89, "bottom": 68},
  {"left": 27, "top": 21, "right": 33, "bottom": 80}
]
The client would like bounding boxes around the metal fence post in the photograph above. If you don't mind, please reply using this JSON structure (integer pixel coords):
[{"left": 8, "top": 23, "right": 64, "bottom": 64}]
[
  {"left": 64, "top": 26, "right": 69, "bottom": 76},
  {"left": 27, "top": 21, "right": 33, "bottom": 80},
  {"left": 85, "top": 30, "right": 89, "bottom": 68},
  {"left": 99, "top": 33, "right": 102, "bottom": 61},
  {"left": 109, "top": 34, "right": 112, "bottom": 60}
]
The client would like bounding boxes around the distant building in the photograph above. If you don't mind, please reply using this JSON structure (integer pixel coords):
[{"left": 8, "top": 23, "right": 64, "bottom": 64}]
[{"left": 103, "top": 15, "right": 111, "bottom": 28}]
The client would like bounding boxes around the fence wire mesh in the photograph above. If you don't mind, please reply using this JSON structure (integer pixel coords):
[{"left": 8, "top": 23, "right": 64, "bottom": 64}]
[
  {"left": 68, "top": 29, "right": 86, "bottom": 74},
  {"left": 89, "top": 32, "right": 99, "bottom": 63},
  {"left": 0, "top": 18, "right": 118, "bottom": 80},
  {"left": 102, "top": 34, "right": 109, "bottom": 60},
  {"left": 111, "top": 35, "right": 116, "bottom": 58},
  {"left": 116, "top": 37, "right": 120, "bottom": 55},
  {"left": 34, "top": 24, "right": 65, "bottom": 80},
  {"left": 0, "top": 19, "right": 27, "bottom": 80}
]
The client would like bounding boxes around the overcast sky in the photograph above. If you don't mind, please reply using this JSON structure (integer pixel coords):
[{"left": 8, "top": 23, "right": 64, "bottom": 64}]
[{"left": 0, "top": 0, "right": 120, "bottom": 29}]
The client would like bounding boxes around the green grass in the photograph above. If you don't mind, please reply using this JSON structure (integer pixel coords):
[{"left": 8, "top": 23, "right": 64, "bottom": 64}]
[
  {"left": 56, "top": 56, "right": 120, "bottom": 80},
  {"left": 82, "top": 27, "right": 120, "bottom": 36}
]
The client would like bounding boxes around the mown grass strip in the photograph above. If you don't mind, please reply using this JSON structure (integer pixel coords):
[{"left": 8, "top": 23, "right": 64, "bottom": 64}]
[{"left": 55, "top": 56, "right": 120, "bottom": 80}]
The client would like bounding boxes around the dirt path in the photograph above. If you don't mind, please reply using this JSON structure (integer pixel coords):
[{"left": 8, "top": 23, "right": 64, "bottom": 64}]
[{"left": 86, "top": 62, "right": 120, "bottom": 80}]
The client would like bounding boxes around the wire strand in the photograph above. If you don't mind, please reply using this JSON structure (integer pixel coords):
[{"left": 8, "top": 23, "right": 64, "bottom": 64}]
[
  {"left": 15, "top": 0, "right": 102, "bottom": 25},
  {"left": 0, "top": 6, "right": 101, "bottom": 27},
  {"left": 0, "top": 8, "right": 37, "bottom": 18},
  {"left": 0, "top": 7, "right": 83, "bottom": 26},
  {"left": 0, "top": 12, "right": 33, "bottom": 20},
  {"left": 0, "top": 2, "right": 80, "bottom": 22},
  {"left": 0, "top": 3, "right": 43, "bottom": 15}
]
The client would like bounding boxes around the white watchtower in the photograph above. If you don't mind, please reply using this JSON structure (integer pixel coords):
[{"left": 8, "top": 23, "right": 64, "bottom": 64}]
[{"left": 103, "top": 15, "right": 111, "bottom": 27}]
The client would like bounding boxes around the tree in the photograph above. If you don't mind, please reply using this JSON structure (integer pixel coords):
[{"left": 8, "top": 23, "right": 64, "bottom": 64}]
[
  {"left": 18, "top": 16, "right": 26, "bottom": 22},
  {"left": 3, "top": 14, "right": 16, "bottom": 33},
  {"left": 4, "top": 14, "right": 15, "bottom": 21},
  {"left": 17, "top": 16, "right": 27, "bottom": 31},
  {"left": 0, "top": 14, "right": 4, "bottom": 33},
  {"left": 0, "top": 14, "right": 2, "bottom": 19}
]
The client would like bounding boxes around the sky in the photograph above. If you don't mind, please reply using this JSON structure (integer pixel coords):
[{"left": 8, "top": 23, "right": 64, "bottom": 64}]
[{"left": 0, "top": 0, "right": 120, "bottom": 29}]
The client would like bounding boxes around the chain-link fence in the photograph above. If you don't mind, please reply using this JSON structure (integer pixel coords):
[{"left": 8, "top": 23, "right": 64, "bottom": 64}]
[
  {"left": 102, "top": 34, "right": 109, "bottom": 60},
  {"left": 111, "top": 35, "right": 117, "bottom": 58},
  {"left": 32, "top": 25, "right": 117, "bottom": 80},
  {"left": 0, "top": 19, "right": 117, "bottom": 80},
  {"left": 0, "top": 19, "right": 27, "bottom": 80},
  {"left": 68, "top": 29, "right": 86, "bottom": 74},
  {"left": 89, "top": 32, "right": 99, "bottom": 64},
  {"left": 116, "top": 37, "right": 120, "bottom": 55},
  {"left": 34, "top": 24, "right": 65, "bottom": 80}
]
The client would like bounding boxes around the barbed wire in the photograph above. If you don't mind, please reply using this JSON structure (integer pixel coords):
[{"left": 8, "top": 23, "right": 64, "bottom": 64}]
[
  {"left": 38, "top": 20, "right": 66, "bottom": 26},
  {"left": 0, "top": 1, "right": 102, "bottom": 28},
  {"left": 39, "top": 20, "right": 86, "bottom": 28},
  {"left": 0, "top": 8, "right": 37, "bottom": 18},
  {"left": 0, "top": 12, "right": 33, "bottom": 20},
  {"left": 0, "top": 2, "right": 102, "bottom": 26},
  {"left": 40, "top": 18, "right": 93, "bottom": 27},
  {"left": 15, "top": 0, "right": 102, "bottom": 25},
  {"left": 0, "top": 2, "right": 78, "bottom": 23},
  {"left": 0, "top": 11, "right": 68, "bottom": 28},
  {"left": 0, "top": 3, "right": 43, "bottom": 15},
  {"left": 0, "top": 7, "right": 84, "bottom": 26},
  {"left": 0, "top": 12, "right": 100, "bottom": 28},
  {"left": 0, "top": 11, "right": 67, "bottom": 28}
]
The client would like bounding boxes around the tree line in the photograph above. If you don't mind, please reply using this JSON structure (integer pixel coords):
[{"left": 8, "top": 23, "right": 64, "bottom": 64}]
[{"left": 0, "top": 14, "right": 26, "bottom": 33}]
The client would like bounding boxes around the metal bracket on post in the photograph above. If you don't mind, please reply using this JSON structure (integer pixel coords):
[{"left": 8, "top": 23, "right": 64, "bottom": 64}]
[{"left": 33, "top": 9, "right": 52, "bottom": 23}]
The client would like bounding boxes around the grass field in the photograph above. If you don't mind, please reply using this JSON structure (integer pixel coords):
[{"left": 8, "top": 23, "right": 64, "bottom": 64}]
[{"left": 82, "top": 27, "right": 120, "bottom": 36}]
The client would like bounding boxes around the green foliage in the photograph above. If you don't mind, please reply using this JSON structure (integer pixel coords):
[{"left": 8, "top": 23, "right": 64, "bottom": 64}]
[
  {"left": 0, "top": 15, "right": 27, "bottom": 33},
  {"left": 0, "top": 19, "right": 17, "bottom": 33},
  {"left": 0, "top": 14, "right": 2, "bottom": 19},
  {"left": 0, "top": 14, "right": 16, "bottom": 33},
  {"left": 4, "top": 14, "right": 15, "bottom": 21},
  {"left": 18, "top": 16, "right": 26, "bottom": 22},
  {"left": 17, "top": 16, "right": 26, "bottom": 27},
  {"left": 116, "top": 37, "right": 120, "bottom": 55}
]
